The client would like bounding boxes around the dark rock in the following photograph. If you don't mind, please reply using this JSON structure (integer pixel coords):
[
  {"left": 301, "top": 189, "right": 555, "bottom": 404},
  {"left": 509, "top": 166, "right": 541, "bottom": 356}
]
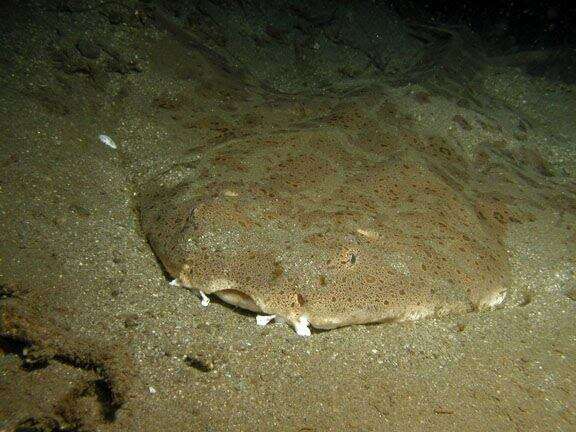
[
  {"left": 123, "top": 314, "right": 140, "bottom": 329},
  {"left": 107, "top": 56, "right": 143, "bottom": 75},
  {"left": 103, "top": 5, "right": 129, "bottom": 25},
  {"left": 77, "top": 39, "right": 101, "bottom": 60},
  {"left": 57, "top": 0, "right": 90, "bottom": 13},
  {"left": 184, "top": 353, "right": 215, "bottom": 372},
  {"left": 52, "top": 46, "right": 94, "bottom": 76},
  {"left": 0, "top": 283, "right": 14, "bottom": 298},
  {"left": 453, "top": 114, "right": 472, "bottom": 131}
]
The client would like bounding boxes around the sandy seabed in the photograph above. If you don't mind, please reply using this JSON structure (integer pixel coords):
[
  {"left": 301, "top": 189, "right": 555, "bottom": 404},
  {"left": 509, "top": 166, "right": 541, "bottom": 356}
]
[{"left": 0, "top": 1, "right": 575, "bottom": 431}]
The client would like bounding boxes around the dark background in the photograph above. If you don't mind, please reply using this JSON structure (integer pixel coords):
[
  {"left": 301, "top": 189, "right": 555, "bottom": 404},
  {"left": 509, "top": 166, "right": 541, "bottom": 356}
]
[{"left": 392, "top": 0, "right": 576, "bottom": 49}]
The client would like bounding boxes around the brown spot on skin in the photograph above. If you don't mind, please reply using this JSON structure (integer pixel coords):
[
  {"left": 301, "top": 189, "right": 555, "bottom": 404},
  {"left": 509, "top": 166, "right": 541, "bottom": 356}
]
[
  {"left": 363, "top": 275, "right": 376, "bottom": 284},
  {"left": 272, "top": 261, "right": 284, "bottom": 280},
  {"left": 297, "top": 293, "right": 306, "bottom": 306}
]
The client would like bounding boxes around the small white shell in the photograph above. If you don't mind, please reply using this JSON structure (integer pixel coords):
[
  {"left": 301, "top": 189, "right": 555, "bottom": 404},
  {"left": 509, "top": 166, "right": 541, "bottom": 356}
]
[
  {"left": 99, "top": 134, "right": 117, "bottom": 149},
  {"left": 256, "top": 315, "right": 276, "bottom": 326},
  {"left": 199, "top": 290, "right": 210, "bottom": 307},
  {"left": 294, "top": 315, "right": 311, "bottom": 337}
]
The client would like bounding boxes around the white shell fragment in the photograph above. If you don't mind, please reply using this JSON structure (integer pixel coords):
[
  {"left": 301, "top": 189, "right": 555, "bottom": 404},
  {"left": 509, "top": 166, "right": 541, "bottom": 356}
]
[
  {"left": 484, "top": 291, "right": 507, "bottom": 308},
  {"left": 169, "top": 279, "right": 209, "bottom": 306},
  {"left": 149, "top": 386, "right": 156, "bottom": 394},
  {"left": 294, "top": 315, "right": 311, "bottom": 337},
  {"left": 199, "top": 290, "right": 210, "bottom": 307},
  {"left": 99, "top": 134, "right": 117, "bottom": 149},
  {"left": 256, "top": 314, "right": 276, "bottom": 326}
]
